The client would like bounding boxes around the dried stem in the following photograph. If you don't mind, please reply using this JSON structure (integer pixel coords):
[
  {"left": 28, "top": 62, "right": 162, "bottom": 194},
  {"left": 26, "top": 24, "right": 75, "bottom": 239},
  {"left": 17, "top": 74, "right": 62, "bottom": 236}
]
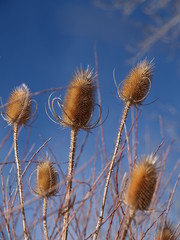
[
  {"left": 43, "top": 197, "right": 49, "bottom": 240},
  {"left": 62, "top": 127, "right": 78, "bottom": 240},
  {"left": 13, "top": 123, "right": 31, "bottom": 240},
  {"left": 0, "top": 169, "right": 12, "bottom": 240},
  {"left": 0, "top": 221, "right": 5, "bottom": 240},
  {"left": 93, "top": 100, "right": 131, "bottom": 240},
  {"left": 120, "top": 209, "right": 135, "bottom": 240}
]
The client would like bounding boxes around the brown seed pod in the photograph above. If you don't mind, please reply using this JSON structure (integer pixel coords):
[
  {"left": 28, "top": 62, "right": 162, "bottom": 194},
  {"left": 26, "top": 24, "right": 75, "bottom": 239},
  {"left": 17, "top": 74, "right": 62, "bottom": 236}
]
[
  {"left": 37, "top": 161, "right": 58, "bottom": 197},
  {"left": 63, "top": 66, "right": 95, "bottom": 129},
  {"left": 125, "top": 155, "right": 158, "bottom": 211},
  {"left": 157, "top": 222, "right": 176, "bottom": 240},
  {"left": 5, "top": 84, "right": 31, "bottom": 125},
  {"left": 120, "top": 59, "right": 154, "bottom": 105}
]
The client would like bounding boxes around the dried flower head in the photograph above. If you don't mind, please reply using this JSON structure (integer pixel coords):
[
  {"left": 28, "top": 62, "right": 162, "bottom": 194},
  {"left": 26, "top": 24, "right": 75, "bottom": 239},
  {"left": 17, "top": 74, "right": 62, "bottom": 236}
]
[
  {"left": 120, "top": 59, "right": 154, "bottom": 105},
  {"left": 5, "top": 84, "right": 31, "bottom": 125},
  {"left": 157, "top": 222, "right": 176, "bottom": 240},
  {"left": 37, "top": 160, "right": 58, "bottom": 197},
  {"left": 125, "top": 154, "right": 158, "bottom": 211},
  {"left": 63, "top": 66, "right": 95, "bottom": 129}
]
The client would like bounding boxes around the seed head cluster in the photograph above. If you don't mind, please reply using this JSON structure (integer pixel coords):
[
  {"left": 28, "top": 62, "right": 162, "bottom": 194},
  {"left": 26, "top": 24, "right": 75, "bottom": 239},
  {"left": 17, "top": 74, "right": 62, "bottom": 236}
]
[
  {"left": 120, "top": 59, "right": 154, "bottom": 105},
  {"left": 125, "top": 155, "right": 157, "bottom": 211},
  {"left": 157, "top": 222, "right": 176, "bottom": 240},
  {"left": 37, "top": 161, "right": 58, "bottom": 197},
  {"left": 6, "top": 84, "right": 31, "bottom": 125},
  {"left": 63, "top": 66, "right": 95, "bottom": 129}
]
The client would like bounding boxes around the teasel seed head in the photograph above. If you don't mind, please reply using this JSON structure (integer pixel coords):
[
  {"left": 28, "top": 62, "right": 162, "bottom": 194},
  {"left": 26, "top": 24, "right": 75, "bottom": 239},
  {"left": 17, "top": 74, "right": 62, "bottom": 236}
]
[
  {"left": 5, "top": 84, "right": 31, "bottom": 125},
  {"left": 157, "top": 221, "right": 176, "bottom": 240},
  {"left": 125, "top": 154, "right": 158, "bottom": 211},
  {"left": 37, "top": 160, "right": 59, "bottom": 197},
  {"left": 63, "top": 66, "right": 95, "bottom": 129},
  {"left": 120, "top": 59, "right": 154, "bottom": 105}
]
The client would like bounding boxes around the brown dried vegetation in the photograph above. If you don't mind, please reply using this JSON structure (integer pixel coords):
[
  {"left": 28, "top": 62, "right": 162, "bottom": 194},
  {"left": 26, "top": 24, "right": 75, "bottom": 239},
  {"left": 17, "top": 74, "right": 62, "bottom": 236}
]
[
  {"left": 125, "top": 155, "right": 157, "bottom": 211},
  {"left": 63, "top": 67, "right": 95, "bottom": 129},
  {"left": 37, "top": 161, "right": 58, "bottom": 197},
  {"left": 5, "top": 84, "right": 31, "bottom": 125},
  {"left": 120, "top": 59, "right": 153, "bottom": 105}
]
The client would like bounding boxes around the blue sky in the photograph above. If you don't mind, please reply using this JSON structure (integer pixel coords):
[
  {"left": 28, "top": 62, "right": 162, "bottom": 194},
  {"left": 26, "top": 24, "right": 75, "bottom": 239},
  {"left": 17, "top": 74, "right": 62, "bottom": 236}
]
[{"left": 0, "top": 0, "right": 179, "bottom": 238}]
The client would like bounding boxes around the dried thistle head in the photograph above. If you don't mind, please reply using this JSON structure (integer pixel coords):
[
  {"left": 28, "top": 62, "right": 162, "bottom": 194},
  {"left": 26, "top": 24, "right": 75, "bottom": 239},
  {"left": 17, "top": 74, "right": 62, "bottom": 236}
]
[
  {"left": 5, "top": 84, "right": 31, "bottom": 125},
  {"left": 62, "top": 66, "right": 95, "bottom": 129},
  {"left": 125, "top": 154, "right": 158, "bottom": 211},
  {"left": 157, "top": 222, "right": 176, "bottom": 240},
  {"left": 37, "top": 160, "right": 58, "bottom": 197},
  {"left": 120, "top": 59, "right": 154, "bottom": 105}
]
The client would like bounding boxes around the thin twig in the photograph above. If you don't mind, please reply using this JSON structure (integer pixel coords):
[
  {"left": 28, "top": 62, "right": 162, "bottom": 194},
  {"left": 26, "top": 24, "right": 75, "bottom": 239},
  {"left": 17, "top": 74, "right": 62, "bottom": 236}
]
[{"left": 0, "top": 169, "right": 12, "bottom": 240}]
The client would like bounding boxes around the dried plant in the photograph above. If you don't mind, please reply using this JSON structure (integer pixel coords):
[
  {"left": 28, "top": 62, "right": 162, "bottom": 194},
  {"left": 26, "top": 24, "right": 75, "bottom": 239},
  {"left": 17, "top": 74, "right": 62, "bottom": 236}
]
[
  {"left": 30, "top": 159, "right": 59, "bottom": 240},
  {"left": 121, "top": 155, "right": 158, "bottom": 240},
  {"left": 120, "top": 59, "right": 154, "bottom": 105},
  {"left": 36, "top": 160, "right": 59, "bottom": 198},
  {"left": 62, "top": 67, "right": 95, "bottom": 129},
  {"left": 125, "top": 155, "right": 158, "bottom": 211},
  {"left": 0, "top": 60, "right": 179, "bottom": 240},
  {"left": 93, "top": 58, "right": 154, "bottom": 240},
  {"left": 2, "top": 84, "right": 32, "bottom": 240},
  {"left": 156, "top": 221, "right": 176, "bottom": 240},
  {"left": 46, "top": 66, "right": 101, "bottom": 240},
  {"left": 5, "top": 84, "right": 31, "bottom": 126}
]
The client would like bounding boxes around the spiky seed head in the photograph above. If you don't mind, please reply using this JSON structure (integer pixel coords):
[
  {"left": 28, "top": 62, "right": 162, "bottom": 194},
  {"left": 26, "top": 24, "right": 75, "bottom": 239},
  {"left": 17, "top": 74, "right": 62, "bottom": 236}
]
[
  {"left": 125, "top": 155, "right": 158, "bottom": 211},
  {"left": 157, "top": 222, "right": 176, "bottom": 240},
  {"left": 37, "top": 161, "right": 58, "bottom": 197},
  {"left": 120, "top": 59, "right": 154, "bottom": 105},
  {"left": 63, "top": 66, "right": 95, "bottom": 129},
  {"left": 5, "top": 84, "right": 31, "bottom": 125}
]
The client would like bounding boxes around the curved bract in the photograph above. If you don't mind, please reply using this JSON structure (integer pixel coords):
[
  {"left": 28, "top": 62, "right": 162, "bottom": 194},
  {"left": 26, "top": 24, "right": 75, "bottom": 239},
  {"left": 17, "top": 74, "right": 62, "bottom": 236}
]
[{"left": 47, "top": 66, "right": 102, "bottom": 131}]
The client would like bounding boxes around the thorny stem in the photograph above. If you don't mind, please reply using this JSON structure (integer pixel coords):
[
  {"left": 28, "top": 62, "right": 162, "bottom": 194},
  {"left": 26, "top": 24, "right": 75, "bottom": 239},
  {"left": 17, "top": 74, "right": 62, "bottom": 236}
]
[
  {"left": 62, "top": 127, "right": 78, "bottom": 240},
  {"left": 43, "top": 197, "right": 49, "bottom": 240},
  {"left": 93, "top": 101, "right": 131, "bottom": 240},
  {"left": 120, "top": 209, "right": 135, "bottom": 240},
  {"left": 13, "top": 123, "right": 31, "bottom": 240}
]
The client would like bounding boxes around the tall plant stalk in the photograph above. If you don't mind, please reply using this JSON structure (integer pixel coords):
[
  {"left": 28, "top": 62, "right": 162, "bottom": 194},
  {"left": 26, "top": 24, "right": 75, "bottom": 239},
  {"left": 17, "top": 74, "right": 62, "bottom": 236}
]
[
  {"left": 34, "top": 160, "right": 59, "bottom": 240},
  {"left": 43, "top": 197, "right": 49, "bottom": 240},
  {"left": 120, "top": 209, "right": 135, "bottom": 240},
  {"left": 62, "top": 127, "right": 78, "bottom": 240},
  {"left": 13, "top": 123, "right": 30, "bottom": 240},
  {"left": 93, "top": 100, "right": 131, "bottom": 240}
]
